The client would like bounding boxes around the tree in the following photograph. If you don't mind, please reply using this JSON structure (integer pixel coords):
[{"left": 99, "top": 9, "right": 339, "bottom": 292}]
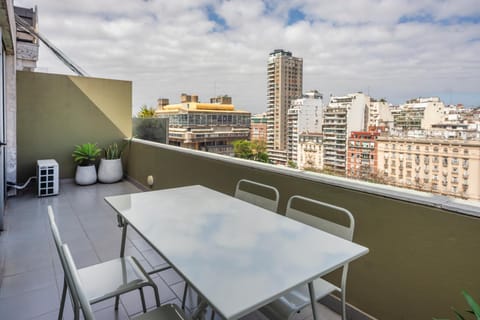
[
  {"left": 136, "top": 105, "right": 156, "bottom": 118},
  {"left": 232, "top": 140, "right": 269, "bottom": 163},
  {"left": 287, "top": 160, "right": 297, "bottom": 169}
]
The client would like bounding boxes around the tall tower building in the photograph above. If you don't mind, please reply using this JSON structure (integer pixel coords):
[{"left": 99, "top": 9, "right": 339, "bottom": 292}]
[{"left": 267, "top": 49, "right": 303, "bottom": 165}]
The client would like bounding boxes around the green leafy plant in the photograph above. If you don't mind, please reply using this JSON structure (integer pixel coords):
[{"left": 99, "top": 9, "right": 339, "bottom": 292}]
[
  {"left": 104, "top": 142, "right": 124, "bottom": 159},
  {"left": 72, "top": 143, "right": 101, "bottom": 166},
  {"left": 434, "top": 291, "right": 480, "bottom": 320}
]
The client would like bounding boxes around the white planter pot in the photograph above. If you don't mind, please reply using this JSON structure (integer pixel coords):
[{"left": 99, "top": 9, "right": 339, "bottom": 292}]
[
  {"left": 75, "top": 165, "right": 97, "bottom": 185},
  {"left": 98, "top": 159, "right": 123, "bottom": 183}
]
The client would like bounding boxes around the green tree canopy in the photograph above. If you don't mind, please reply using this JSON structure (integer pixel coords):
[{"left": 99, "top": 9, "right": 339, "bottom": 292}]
[
  {"left": 136, "top": 105, "right": 156, "bottom": 118},
  {"left": 232, "top": 140, "right": 269, "bottom": 163}
]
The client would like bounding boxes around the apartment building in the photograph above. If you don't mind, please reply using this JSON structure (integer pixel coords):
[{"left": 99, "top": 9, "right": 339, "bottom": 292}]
[
  {"left": 287, "top": 90, "right": 323, "bottom": 163},
  {"left": 367, "top": 99, "right": 393, "bottom": 129},
  {"left": 394, "top": 97, "right": 445, "bottom": 131},
  {"left": 297, "top": 133, "right": 323, "bottom": 170},
  {"left": 377, "top": 137, "right": 480, "bottom": 200},
  {"left": 250, "top": 113, "right": 267, "bottom": 142},
  {"left": 347, "top": 131, "right": 380, "bottom": 180},
  {"left": 266, "top": 49, "right": 303, "bottom": 165},
  {"left": 155, "top": 94, "right": 251, "bottom": 156},
  {"left": 322, "top": 93, "right": 369, "bottom": 174}
]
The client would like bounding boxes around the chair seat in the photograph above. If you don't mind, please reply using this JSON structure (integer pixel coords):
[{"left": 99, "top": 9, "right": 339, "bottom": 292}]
[
  {"left": 78, "top": 255, "right": 151, "bottom": 303},
  {"left": 134, "top": 304, "right": 187, "bottom": 320},
  {"left": 260, "top": 277, "right": 340, "bottom": 319}
]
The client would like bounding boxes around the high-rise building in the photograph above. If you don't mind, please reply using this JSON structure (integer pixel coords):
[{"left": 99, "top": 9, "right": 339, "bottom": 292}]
[
  {"left": 287, "top": 90, "right": 323, "bottom": 163},
  {"left": 266, "top": 49, "right": 303, "bottom": 165},
  {"left": 322, "top": 93, "right": 369, "bottom": 174}
]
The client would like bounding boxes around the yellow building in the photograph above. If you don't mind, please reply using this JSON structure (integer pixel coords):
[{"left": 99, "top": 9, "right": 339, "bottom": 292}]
[
  {"left": 155, "top": 94, "right": 251, "bottom": 156},
  {"left": 377, "top": 137, "right": 480, "bottom": 200}
]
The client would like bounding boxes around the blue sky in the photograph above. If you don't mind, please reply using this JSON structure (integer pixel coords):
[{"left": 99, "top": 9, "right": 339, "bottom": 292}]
[{"left": 14, "top": 0, "right": 480, "bottom": 113}]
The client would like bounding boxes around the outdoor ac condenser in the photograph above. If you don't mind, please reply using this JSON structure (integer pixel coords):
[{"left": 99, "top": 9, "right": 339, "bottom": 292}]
[{"left": 37, "top": 159, "right": 59, "bottom": 197}]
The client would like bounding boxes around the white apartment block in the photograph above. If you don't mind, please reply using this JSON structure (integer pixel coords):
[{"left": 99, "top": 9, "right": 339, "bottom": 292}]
[
  {"left": 394, "top": 97, "right": 446, "bottom": 131},
  {"left": 298, "top": 133, "right": 323, "bottom": 170},
  {"left": 322, "top": 93, "right": 369, "bottom": 174},
  {"left": 266, "top": 49, "right": 303, "bottom": 165},
  {"left": 377, "top": 137, "right": 480, "bottom": 200},
  {"left": 287, "top": 90, "right": 323, "bottom": 163},
  {"left": 368, "top": 99, "right": 393, "bottom": 129}
]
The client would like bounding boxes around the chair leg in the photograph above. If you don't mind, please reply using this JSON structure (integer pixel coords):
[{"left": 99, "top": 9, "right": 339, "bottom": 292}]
[
  {"left": 140, "top": 288, "right": 147, "bottom": 313},
  {"left": 152, "top": 283, "right": 161, "bottom": 307},
  {"left": 181, "top": 282, "right": 188, "bottom": 310},
  {"left": 341, "top": 290, "right": 347, "bottom": 320},
  {"left": 114, "top": 295, "right": 120, "bottom": 310},
  {"left": 73, "top": 301, "right": 80, "bottom": 320},
  {"left": 58, "top": 278, "right": 67, "bottom": 320}
]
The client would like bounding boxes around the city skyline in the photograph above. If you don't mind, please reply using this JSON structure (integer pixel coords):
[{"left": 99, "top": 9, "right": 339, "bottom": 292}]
[{"left": 15, "top": 0, "right": 480, "bottom": 114}]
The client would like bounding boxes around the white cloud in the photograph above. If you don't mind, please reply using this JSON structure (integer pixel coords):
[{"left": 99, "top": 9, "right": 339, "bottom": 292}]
[{"left": 14, "top": 0, "right": 480, "bottom": 113}]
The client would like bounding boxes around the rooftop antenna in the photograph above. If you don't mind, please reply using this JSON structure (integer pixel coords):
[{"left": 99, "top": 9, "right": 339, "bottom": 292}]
[{"left": 15, "top": 14, "right": 88, "bottom": 76}]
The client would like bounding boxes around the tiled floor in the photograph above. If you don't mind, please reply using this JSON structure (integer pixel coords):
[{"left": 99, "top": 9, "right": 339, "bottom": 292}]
[{"left": 0, "top": 180, "right": 339, "bottom": 320}]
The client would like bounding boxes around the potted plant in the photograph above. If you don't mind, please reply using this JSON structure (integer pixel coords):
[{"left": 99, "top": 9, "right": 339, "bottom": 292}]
[
  {"left": 72, "top": 143, "right": 101, "bottom": 185},
  {"left": 98, "top": 142, "right": 124, "bottom": 183}
]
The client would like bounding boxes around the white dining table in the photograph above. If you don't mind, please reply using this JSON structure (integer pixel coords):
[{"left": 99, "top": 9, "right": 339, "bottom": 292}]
[{"left": 105, "top": 185, "right": 369, "bottom": 320}]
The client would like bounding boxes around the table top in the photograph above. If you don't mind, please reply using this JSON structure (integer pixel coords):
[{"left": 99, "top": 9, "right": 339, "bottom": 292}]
[{"left": 105, "top": 185, "right": 368, "bottom": 319}]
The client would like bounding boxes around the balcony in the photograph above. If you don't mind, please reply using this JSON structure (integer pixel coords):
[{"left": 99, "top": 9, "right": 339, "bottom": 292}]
[{"left": 2, "top": 69, "right": 480, "bottom": 320}]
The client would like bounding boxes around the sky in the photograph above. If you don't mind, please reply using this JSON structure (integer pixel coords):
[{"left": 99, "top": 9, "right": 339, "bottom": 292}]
[{"left": 14, "top": 0, "right": 480, "bottom": 114}]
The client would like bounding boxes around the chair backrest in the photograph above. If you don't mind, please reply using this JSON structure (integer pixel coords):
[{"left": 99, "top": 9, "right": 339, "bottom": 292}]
[
  {"left": 47, "top": 206, "right": 80, "bottom": 304},
  {"left": 47, "top": 206, "right": 64, "bottom": 260},
  {"left": 62, "top": 243, "right": 96, "bottom": 320},
  {"left": 286, "top": 196, "right": 355, "bottom": 241},
  {"left": 234, "top": 179, "right": 280, "bottom": 212}
]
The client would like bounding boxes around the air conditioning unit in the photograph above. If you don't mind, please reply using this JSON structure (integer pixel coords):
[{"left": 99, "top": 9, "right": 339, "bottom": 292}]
[{"left": 37, "top": 159, "right": 59, "bottom": 197}]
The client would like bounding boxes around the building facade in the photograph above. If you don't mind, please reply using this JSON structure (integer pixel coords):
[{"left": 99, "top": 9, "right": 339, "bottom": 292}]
[
  {"left": 287, "top": 90, "right": 323, "bottom": 163},
  {"left": 15, "top": 6, "right": 38, "bottom": 71},
  {"left": 322, "top": 93, "right": 369, "bottom": 174},
  {"left": 394, "top": 97, "right": 445, "bottom": 132},
  {"left": 266, "top": 49, "right": 303, "bottom": 165},
  {"left": 347, "top": 131, "right": 379, "bottom": 180},
  {"left": 367, "top": 99, "right": 393, "bottom": 129},
  {"left": 377, "top": 137, "right": 480, "bottom": 200},
  {"left": 155, "top": 94, "right": 251, "bottom": 156},
  {"left": 298, "top": 133, "right": 323, "bottom": 170},
  {"left": 250, "top": 113, "right": 267, "bottom": 142}
]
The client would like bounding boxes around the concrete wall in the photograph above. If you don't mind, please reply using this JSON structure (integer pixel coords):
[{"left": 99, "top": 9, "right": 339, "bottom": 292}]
[
  {"left": 16, "top": 71, "right": 132, "bottom": 181},
  {"left": 126, "top": 139, "right": 480, "bottom": 320}
]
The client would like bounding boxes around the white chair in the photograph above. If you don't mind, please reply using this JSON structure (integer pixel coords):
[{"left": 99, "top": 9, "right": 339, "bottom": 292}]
[
  {"left": 259, "top": 195, "right": 355, "bottom": 320},
  {"left": 61, "top": 243, "right": 187, "bottom": 320},
  {"left": 47, "top": 206, "right": 160, "bottom": 320},
  {"left": 234, "top": 179, "right": 280, "bottom": 212}
]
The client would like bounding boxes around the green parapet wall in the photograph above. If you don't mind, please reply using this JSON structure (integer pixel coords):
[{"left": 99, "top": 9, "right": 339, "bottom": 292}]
[{"left": 16, "top": 71, "right": 132, "bottom": 181}]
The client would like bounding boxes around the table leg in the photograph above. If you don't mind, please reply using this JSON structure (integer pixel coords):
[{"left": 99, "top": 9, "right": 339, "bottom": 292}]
[
  {"left": 191, "top": 299, "right": 208, "bottom": 320},
  {"left": 120, "top": 219, "right": 128, "bottom": 258},
  {"left": 308, "top": 282, "right": 318, "bottom": 320}
]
